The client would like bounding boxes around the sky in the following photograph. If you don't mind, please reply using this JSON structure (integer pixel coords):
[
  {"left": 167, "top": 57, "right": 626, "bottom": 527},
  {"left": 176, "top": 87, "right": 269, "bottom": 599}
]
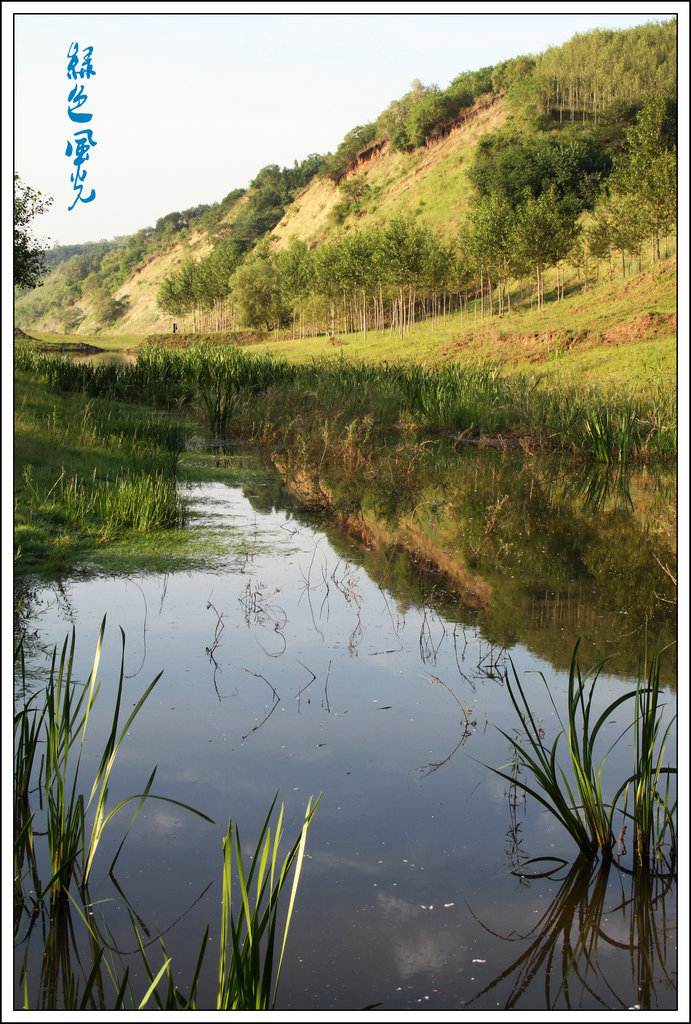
[{"left": 5, "top": 2, "right": 686, "bottom": 248}]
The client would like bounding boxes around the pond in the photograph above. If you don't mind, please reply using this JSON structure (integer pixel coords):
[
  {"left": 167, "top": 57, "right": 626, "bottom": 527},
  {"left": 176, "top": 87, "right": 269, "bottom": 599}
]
[
  {"left": 14, "top": 443, "right": 678, "bottom": 1011},
  {"left": 70, "top": 349, "right": 138, "bottom": 367}
]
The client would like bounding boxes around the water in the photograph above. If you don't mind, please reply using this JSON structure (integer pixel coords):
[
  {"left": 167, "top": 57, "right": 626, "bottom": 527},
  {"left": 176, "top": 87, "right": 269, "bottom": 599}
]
[
  {"left": 70, "top": 349, "right": 137, "bottom": 367},
  {"left": 13, "top": 451, "right": 678, "bottom": 1011}
]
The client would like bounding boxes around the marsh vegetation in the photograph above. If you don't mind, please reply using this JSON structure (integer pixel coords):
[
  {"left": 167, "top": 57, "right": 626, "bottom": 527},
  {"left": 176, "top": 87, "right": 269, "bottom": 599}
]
[{"left": 13, "top": 335, "right": 676, "bottom": 1010}]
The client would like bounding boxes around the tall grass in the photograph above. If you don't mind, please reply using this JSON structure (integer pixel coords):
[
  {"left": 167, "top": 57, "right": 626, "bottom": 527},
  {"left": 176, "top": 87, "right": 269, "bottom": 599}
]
[
  {"left": 93, "top": 796, "right": 320, "bottom": 1010},
  {"left": 14, "top": 618, "right": 212, "bottom": 908},
  {"left": 216, "top": 794, "right": 319, "bottom": 1009},
  {"left": 22, "top": 465, "right": 184, "bottom": 538},
  {"left": 486, "top": 639, "right": 676, "bottom": 869},
  {"left": 14, "top": 361, "right": 189, "bottom": 568},
  {"left": 15, "top": 341, "right": 676, "bottom": 461},
  {"left": 614, "top": 638, "right": 677, "bottom": 868}
]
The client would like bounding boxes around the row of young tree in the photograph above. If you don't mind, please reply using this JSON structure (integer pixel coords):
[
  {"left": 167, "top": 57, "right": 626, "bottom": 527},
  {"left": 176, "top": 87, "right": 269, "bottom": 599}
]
[{"left": 156, "top": 95, "right": 676, "bottom": 336}]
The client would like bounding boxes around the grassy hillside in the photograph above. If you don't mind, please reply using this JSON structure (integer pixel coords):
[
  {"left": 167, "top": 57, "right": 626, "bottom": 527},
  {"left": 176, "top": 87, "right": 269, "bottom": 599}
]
[
  {"left": 18, "top": 253, "right": 676, "bottom": 412},
  {"left": 14, "top": 195, "right": 249, "bottom": 336},
  {"left": 14, "top": 97, "right": 504, "bottom": 336},
  {"left": 244, "top": 255, "right": 677, "bottom": 399},
  {"left": 271, "top": 94, "right": 505, "bottom": 250},
  {"left": 14, "top": 21, "right": 676, "bottom": 344}
]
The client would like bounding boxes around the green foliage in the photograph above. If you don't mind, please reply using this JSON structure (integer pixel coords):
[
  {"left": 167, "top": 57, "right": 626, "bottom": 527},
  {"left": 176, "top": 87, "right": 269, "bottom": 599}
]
[
  {"left": 449, "top": 66, "right": 495, "bottom": 98},
  {"left": 606, "top": 95, "right": 677, "bottom": 259},
  {"left": 230, "top": 255, "right": 289, "bottom": 330},
  {"left": 469, "top": 130, "right": 611, "bottom": 211},
  {"left": 232, "top": 155, "right": 327, "bottom": 247},
  {"left": 491, "top": 55, "right": 536, "bottom": 93},
  {"left": 323, "top": 64, "right": 493, "bottom": 172},
  {"left": 507, "top": 20, "right": 676, "bottom": 126},
  {"left": 62, "top": 307, "right": 86, "bottom": 333},
  {"left": 216, "top": 795, "right": 320, "bottom": 1009},
  {"left": 331, "top": 174, "right": 373, "bottom": 224},
  {"left": 94, "top": 293, "right": 129, "bottom": 326},
  {"left": 14, "top": 359, "right": 188, "bottom": 570},
  {"left": 42, "top": 241, "right": 118, "bottom": 276},
  {"left": 14, "top": 174, "right": 54, "bottom": 290},
  {"left": 376, "top": 75, "right": 489, "bottom": 155},
  {"left": 485, "top": 639, "right": 675, "bottom": 867}
]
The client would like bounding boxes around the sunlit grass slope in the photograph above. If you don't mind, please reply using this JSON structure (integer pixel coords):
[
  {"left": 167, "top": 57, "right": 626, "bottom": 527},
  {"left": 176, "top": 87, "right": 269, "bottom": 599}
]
[{"left": 246, "top": 257, "right": 677, "bottom": 400}]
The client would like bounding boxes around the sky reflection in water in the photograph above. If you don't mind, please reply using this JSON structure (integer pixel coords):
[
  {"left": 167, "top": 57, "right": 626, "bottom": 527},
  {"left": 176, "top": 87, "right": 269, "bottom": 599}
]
[{"left": 17, "top": 481, "right": 677, "bottom": 1011}]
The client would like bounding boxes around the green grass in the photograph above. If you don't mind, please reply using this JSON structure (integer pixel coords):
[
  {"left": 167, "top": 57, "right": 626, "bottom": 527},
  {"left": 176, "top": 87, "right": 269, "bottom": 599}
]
[
  {"left": 14, "top": 367, "right": 188, "bottom": 572},
  {"left": 485, "top": 638, "right": 676, "bottom": 869},
  {"left": 245, "top": 256, "right": 676, "bottom": 397}
]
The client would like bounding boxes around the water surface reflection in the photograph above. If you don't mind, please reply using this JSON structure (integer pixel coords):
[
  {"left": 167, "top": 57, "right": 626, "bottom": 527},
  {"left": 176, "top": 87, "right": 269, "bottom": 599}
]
[{"left": 14, "top": 450, "right": 677, "bottom": 1010}]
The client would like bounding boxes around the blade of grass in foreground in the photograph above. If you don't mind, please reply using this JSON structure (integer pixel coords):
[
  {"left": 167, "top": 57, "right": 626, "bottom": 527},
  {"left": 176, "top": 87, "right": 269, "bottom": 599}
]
[{"left": 218, "top": 794, "right": 321, "bottom": 1010}]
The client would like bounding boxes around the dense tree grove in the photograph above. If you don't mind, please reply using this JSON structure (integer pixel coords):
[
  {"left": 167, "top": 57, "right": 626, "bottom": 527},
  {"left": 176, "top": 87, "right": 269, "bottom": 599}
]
[{"left": 526, "top": 21, "right": 677, "bottom": 125}]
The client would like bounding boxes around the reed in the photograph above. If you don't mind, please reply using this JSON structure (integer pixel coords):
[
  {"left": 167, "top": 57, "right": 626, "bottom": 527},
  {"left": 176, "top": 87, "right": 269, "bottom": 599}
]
[
  {"left": 217, "top": 794, "right": 319, "bottom": 1009},
  {"left": 486, "top": 639, "right": 676, "bottom": 866},
  {"left": 13, "top": 667, "right": 44, "bottom": 921},
  {"left": 103, "top": 795, "right": 320, "bottom": 1009},
  {"left": 15, "top": 340, "right": 676, "bottom": 463},
  {"left": 53, "top": 795, "right": 319, "bottom": 1010},
  {"left": 15, "top": 623, "right": 319, "bottom": 1010},
  {"left": 13, "top": 618, "right": 212, "bottom": 909},
  {"left": 612, "top": 639, "right": 676, "bottom": 869}
]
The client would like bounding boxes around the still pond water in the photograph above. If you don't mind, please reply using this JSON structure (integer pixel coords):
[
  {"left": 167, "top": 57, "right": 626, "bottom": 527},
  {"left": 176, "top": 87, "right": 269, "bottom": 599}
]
[{"left": 15, "top": 442, "right": 677, "bottom": 1011}]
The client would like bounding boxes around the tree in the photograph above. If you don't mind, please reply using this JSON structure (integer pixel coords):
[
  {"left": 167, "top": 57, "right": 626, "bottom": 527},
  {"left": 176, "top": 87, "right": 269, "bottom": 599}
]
[
  {"left": 230, "top": 254, "right": 288, "bottom": 331},
  {"left": 608, "top": 95, "right": 677, "bottom": 260},
  {"left": 514, "top": 187, "right": 580, "bottom": 310},
  {"left": 467, "top": 193, "right": 520, "bottom": 317},
  {"left": 14, "top": 174, "right": 53, "bottom": 289}
]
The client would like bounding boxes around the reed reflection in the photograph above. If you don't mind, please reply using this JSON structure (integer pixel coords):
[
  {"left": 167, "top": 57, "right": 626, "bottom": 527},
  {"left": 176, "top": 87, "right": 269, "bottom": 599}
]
[{"left": 465, "top": 855, "right": 676, "bottom": 1010}]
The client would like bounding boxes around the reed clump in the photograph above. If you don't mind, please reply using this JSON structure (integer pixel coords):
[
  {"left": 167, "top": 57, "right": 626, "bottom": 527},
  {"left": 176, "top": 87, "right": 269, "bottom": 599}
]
[
  {"left": 13, "top": 617, "right": 211, "bottom": 908},
  {"left": 487, "top": 638, "right": 676, "bottom": 871},
  {"left": 15, "top": 343, "right": 676, "bottom": 463}
]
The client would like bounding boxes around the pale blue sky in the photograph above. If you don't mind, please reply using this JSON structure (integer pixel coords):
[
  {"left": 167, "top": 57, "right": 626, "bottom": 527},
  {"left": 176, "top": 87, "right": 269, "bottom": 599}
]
[{"left": 6, "top": 4, "right": 684, "bottom": 247}]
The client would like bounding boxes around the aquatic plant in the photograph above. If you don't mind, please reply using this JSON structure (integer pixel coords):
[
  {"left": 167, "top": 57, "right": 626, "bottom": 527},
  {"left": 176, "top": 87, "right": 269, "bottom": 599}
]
[
  {"left": 14, "top": 621, "right": 319, "bottom": 1010},
  {"left": 486, "top": 639, "right": 675, "bottom": 866},
  {"left": 98, "top": 796, "right": 320, "bottom": 1010},
  {"left": 14, "top": 340, "right": 676, "bottom": 463},
  {"left": 13, "top": 617, "right": 212, "bottom": 908},
  {"left": 215, "top": 794, "right": 319, "bottom": 1009}
]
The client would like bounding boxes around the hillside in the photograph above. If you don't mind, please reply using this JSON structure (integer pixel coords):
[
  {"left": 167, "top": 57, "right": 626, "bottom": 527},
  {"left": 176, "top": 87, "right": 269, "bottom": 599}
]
[
  {"left": 14, "top": 20, "right": 677, "bottom": 340},
  {"left": 15, "top": 96, "right": 506, "bottom": 336},
  {"left": 271, "top": 94, "right": 505, "bottom": 250},
  {"left": 13, "top": 193, "right": 249, "bottom": 336}
]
